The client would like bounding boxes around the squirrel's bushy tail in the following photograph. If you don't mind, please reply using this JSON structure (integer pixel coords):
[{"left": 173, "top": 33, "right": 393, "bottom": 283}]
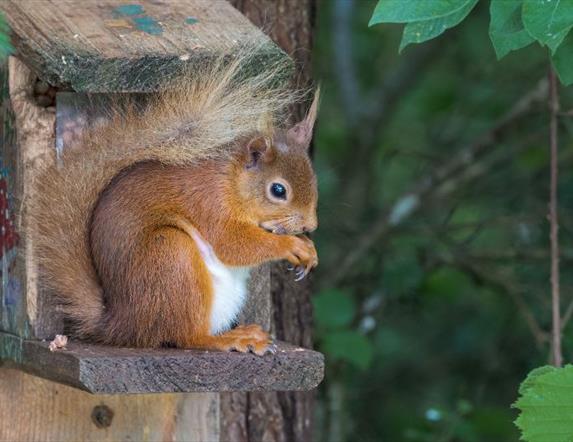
[{"left": 34, "top": 47, "right": 296, "bottom": 339}]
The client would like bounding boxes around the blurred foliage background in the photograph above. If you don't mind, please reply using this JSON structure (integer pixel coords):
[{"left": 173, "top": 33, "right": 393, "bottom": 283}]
[{"left": 311, "top": 1, "right": 573, "bottom": 441}]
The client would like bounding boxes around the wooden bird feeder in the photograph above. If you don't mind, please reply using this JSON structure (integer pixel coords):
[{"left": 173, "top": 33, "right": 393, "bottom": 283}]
[{"left": 0, "top": 1, "right": 323, "bottom": 439}]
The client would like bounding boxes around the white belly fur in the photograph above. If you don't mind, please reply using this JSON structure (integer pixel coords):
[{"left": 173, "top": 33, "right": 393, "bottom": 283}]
[{"left": 190, "top": 230, "right": 251, "bottom": 335}]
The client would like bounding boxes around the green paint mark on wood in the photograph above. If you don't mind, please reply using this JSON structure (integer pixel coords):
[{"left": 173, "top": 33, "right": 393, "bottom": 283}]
[
  {"left": 185, "top": 17, "right": 199, "bottom": 25},
  {"left": 111, "top": 4, "right": 162, "bottom": 36},
  {"left": 0, "top": 332, "right": 23, "bottom": 364},
  {"left": 113, "top": 4, "right": 144, "bottom": 17},
  {"left": 133, "top": 16, "right": 163, "bottom": 35}
]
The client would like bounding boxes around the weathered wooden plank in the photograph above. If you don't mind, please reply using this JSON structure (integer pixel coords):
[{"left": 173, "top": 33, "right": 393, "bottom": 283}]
[
  {"left": 0, "top": 56, "right": 58, "bottom": 339},
  {"left": 0, "top": 331, "right": 324, "bottom": 394},
  {"left": 0, "top": 58, "right": 22, "bottom": 336},
  {"left": 0, "top": 368, "right": 219, "bottom": 442},
  {"left": 0, "top": 0, "right": 287, "bottom": 92}
]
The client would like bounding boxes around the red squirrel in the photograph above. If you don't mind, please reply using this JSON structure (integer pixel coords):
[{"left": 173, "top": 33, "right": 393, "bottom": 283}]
[{"left": 34, "top": 53, "right": 319, "bottom": 355}]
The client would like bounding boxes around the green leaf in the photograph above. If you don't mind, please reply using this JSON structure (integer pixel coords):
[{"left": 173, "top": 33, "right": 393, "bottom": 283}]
[
  {"left": 313, "top": 289, "right": 355, "bottom": 329},
  {"left": 489, "top": 0, "right": 534, "bottom": 58},
  {"left": 522, "top": 0, "right": 573, "bottom": 53},
  {"left": 553, "top": 32, "right": 573, "bottom": 85},
  {"left": 399, "top": 0, "right": 478, "bottom": 51},
  {"left": 424, "top": 267, "right": 473, "bottom": 300},
  {"left": 517, "top": 365, "right": 557, "bottom": 396},
  {"left": 517, "top": 145, "right": 549, "bottom": 171},
  {"left": 322, "top": 330, "right": 373, "bottom": 370},
  {"left": 368, "top": 0, "right": 478, "bottom": 50},
  {"left": 514, "top": 365, "right": 573, "bottom": 442},
  {"left": 369, "top": 0, "right": 476, "bottom": 25}
]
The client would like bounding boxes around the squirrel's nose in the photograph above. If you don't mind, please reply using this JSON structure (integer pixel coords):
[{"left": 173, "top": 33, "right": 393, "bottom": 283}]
[{"left": 303, "top": 222, "right": 318, "bottom": 233}]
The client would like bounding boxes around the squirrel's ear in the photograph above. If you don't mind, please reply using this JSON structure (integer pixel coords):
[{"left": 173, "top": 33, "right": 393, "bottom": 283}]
[
  {"left": 246, "top": 136, "right": 274, "bottom": 168},
  {"left": 287, "top": 87, "right": 320, "bottom": 150}
]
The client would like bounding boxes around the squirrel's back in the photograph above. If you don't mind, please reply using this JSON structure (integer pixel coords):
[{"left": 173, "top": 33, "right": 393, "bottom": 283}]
[{"left": 33, "top": 49, "right": 296, "bottom": 340}]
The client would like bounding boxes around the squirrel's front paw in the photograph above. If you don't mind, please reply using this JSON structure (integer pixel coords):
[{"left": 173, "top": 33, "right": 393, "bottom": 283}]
[{"left": 285, "top": 235, "right": 318, "bottom": 281}]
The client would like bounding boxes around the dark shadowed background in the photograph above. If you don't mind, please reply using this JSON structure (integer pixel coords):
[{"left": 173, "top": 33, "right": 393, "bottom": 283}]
[{"left": 311, "top": 1, "right": 573, "bottom": 441}]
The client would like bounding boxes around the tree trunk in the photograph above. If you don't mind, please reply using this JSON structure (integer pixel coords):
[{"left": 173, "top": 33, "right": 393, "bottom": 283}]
[{"left": 222, "top": 1, "right": 317, "bottom": 441}]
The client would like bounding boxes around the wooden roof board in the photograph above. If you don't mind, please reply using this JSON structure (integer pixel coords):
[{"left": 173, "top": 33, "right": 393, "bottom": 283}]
[{"left": 0, "top": 0, "right": 287, "bottom": 92}]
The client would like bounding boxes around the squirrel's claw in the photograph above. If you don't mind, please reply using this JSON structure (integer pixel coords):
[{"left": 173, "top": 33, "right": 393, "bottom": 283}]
[
  {"left": 294, "top": 266, "right": 306, "bottom": 281},
  {"left": 250, "top": 341, "right": 277, "bottom": 356},
  {"left": 294, "top": 261, "right": 317, "bottom": 281},
  {"left": 288, "top": 235, "right": 318, "bottom": 281},
  {"left": 265, "top": 343, "right": 278, "bottom": 355}
]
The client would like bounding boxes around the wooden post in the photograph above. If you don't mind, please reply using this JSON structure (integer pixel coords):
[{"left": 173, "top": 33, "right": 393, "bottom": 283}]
[{"left": 0, "top": 369, "right": 220, "bottom": 442}]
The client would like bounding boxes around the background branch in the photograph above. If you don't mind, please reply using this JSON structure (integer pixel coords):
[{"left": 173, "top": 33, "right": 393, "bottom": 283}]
[{"left": 548, "top": 68, "right": 562, "bottom": 367}]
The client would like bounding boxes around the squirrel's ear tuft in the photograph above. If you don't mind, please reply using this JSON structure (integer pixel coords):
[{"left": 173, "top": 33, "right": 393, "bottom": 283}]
[
  {"left": 287, "top": 87, "right": 320, "bottom": 150},
  {"left": 246, "top": 136, "right": 274, "bottom": 168}
]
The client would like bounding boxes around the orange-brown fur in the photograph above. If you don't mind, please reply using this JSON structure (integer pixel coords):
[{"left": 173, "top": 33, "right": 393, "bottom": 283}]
[{"left": 34, "top": 50, "right": 319, "bottom": 352}]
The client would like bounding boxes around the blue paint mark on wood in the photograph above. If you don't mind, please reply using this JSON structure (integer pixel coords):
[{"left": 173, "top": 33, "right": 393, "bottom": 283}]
[
  {"left": 5, "top": 276, "right": 20, "bottom": 307},
  {"left": 133, "top": 16, "right": 163, "bottom": 35},
  {"left": 185, "top": 17, "right": 199, "bottom": 25},
  {"left": 113, "top": 4, "right": 144, "bottom": 17}
]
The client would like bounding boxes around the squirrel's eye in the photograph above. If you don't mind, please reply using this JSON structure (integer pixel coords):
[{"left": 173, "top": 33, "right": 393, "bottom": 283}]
[{"left": 270, "top": 182, "right": 287, "bottom": 199}]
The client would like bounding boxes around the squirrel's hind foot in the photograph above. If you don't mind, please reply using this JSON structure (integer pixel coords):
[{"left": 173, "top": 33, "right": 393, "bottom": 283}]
[
  {"left": 226, "top": 324, "right": 274, "bottom": 356},
  {"left": 195, "top": 324, "right": 275, "bottom": 356}
]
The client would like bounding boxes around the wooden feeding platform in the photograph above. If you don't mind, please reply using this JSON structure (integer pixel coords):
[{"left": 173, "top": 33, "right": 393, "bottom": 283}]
[
  {"left": 1, "top": 332, "right": 323, "bottom": 394},
  {"left": 0, "top": 5, "right": 322, "bottom": 439}
]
